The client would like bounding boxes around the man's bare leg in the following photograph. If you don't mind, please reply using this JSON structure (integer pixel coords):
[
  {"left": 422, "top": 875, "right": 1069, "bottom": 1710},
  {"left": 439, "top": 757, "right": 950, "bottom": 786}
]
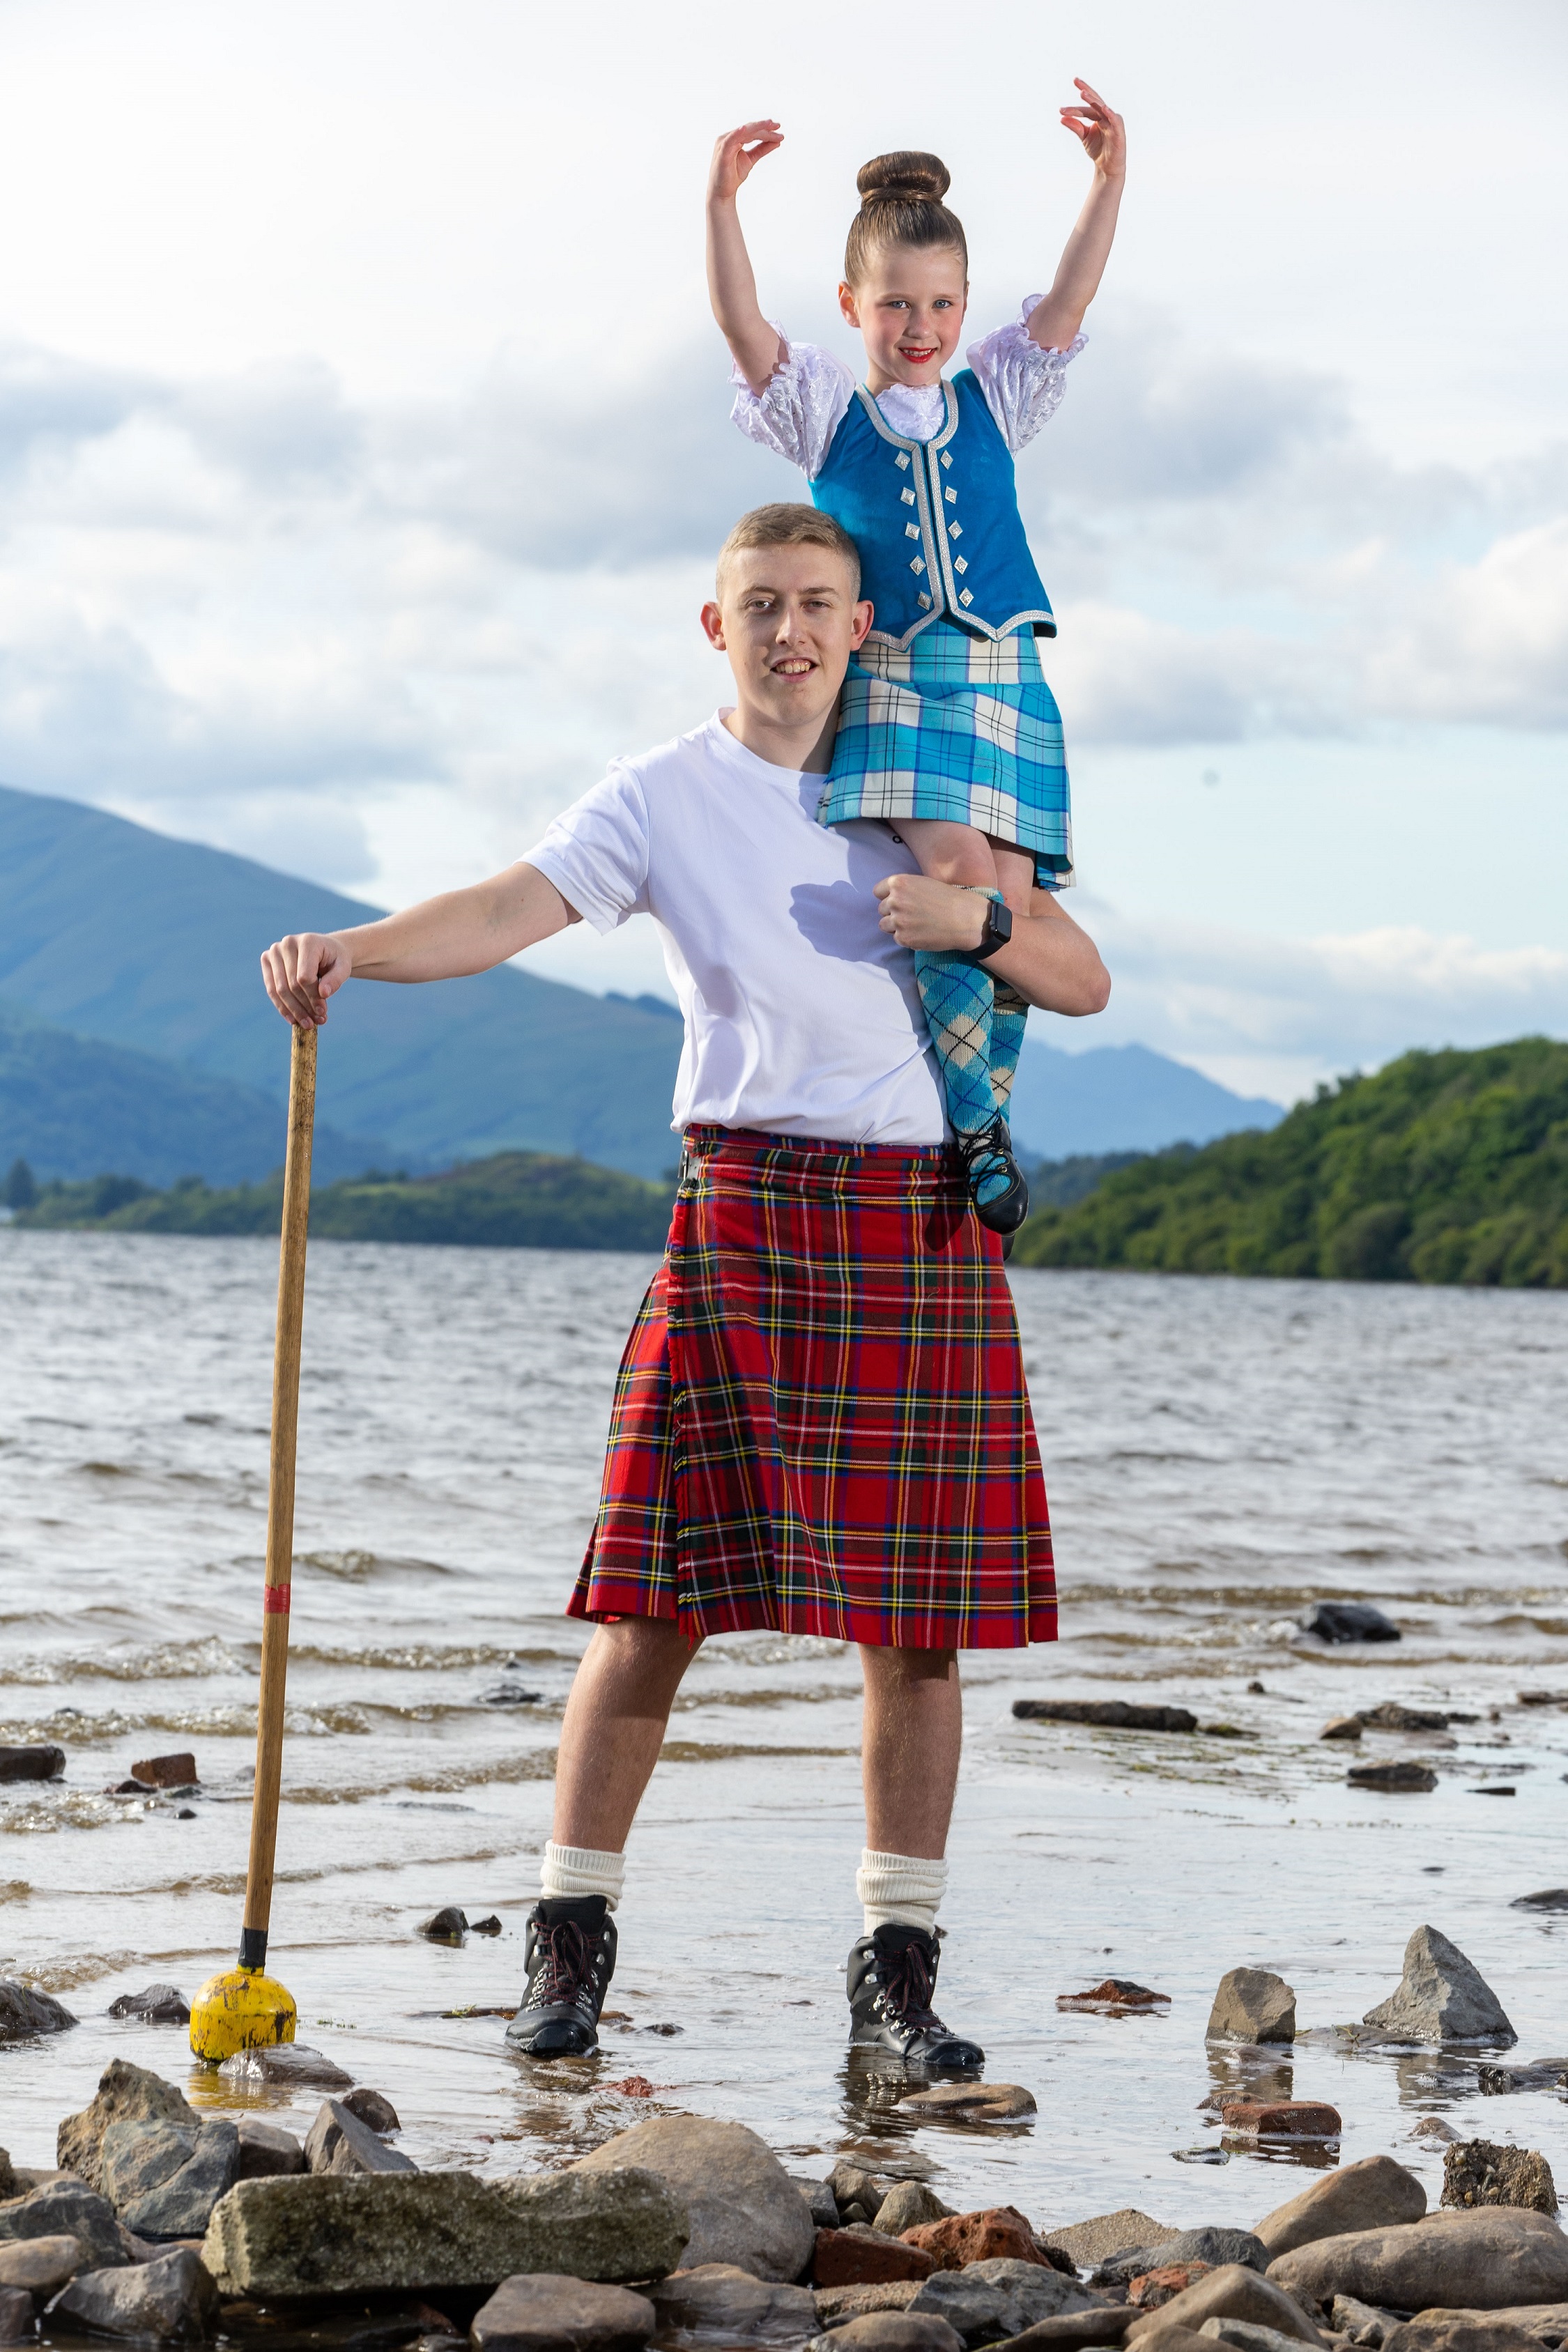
[
  {"left": 552, "top": 1617, "right": 701, "bottom": 1849},
  {"left": 860, "top": 1643, "right": 962, "bottom": 1856},
  {"left": 850, "top": 1644, "right": 981, "bottom": 2068},
  {"left": 508, "top": 1616, "right": 698, "bottom": 2057}
]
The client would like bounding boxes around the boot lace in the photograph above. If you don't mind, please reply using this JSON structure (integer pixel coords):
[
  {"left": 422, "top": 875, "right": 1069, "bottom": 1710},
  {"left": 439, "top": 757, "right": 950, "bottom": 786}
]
[
  {"left": 528, "top": 1919, "right": 594, "bottom": 2011},
  {"left": 876, "top": 1939, "right": 945, "bottom": 2033}
]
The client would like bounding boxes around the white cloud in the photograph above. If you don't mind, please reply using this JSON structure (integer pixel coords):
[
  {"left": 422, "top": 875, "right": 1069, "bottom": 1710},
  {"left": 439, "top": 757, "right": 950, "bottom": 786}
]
[{"left": 1075, "top": 901, "right": 1568, "bottom": 1101}]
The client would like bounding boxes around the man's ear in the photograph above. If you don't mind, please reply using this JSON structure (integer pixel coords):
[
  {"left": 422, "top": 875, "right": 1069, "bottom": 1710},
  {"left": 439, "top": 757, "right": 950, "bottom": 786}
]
[
  {"left": 700, "top": 599, "right": 727, "bottom": 650},
  {"left": 850, "top": 598, "right": 875, "bottom": 650},
  {"left": 838, "top": 281, "right": 861, "bottom": 330}
]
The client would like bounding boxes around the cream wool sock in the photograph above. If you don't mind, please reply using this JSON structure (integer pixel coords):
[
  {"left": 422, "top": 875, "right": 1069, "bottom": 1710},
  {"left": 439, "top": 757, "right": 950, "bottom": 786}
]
[
  {"left": 856, "top": 1848, "right": 947, "bottom": 1937},
  {"left": 539, "top": 1840, "right": 626, "bottom": 1910}
]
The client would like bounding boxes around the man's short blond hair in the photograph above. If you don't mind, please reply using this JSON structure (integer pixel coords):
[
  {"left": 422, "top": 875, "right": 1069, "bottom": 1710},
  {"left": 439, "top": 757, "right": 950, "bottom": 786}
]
[{"left": 716, "top": 503, "right": 861, "bottom": 598}]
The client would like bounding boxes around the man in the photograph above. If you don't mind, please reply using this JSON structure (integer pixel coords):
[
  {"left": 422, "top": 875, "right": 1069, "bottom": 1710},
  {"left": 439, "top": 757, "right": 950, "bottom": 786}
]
[{"left": 261, "top": 503, "right": 1109, "bottom": 2070}]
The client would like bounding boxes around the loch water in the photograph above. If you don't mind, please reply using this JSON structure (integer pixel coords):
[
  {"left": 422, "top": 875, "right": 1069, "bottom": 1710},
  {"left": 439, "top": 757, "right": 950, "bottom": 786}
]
[{"left": 2, "top": 1230, "right": 1567, "bottom": 2227}]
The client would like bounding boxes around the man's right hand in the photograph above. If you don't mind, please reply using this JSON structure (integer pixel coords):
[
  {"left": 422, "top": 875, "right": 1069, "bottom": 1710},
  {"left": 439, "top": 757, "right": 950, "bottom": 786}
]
[{"left": 260, "top": 930, "right": 351, "bottom": 1027}]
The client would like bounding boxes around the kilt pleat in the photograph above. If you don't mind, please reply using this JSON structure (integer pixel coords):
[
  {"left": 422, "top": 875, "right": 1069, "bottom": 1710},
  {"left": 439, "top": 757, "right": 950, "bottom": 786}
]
[{"left": 568, "top": 1126, "right": 1056, "bottom": 1649}]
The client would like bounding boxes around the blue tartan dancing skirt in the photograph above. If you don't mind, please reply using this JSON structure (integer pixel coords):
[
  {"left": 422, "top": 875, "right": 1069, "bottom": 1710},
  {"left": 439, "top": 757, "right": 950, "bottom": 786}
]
[
  {"left": 817, "top": 623, "right": 1073, "bottom": 886},
  {"left": 569, "top": 1127, "right": 1057, "bottom": 1650}
]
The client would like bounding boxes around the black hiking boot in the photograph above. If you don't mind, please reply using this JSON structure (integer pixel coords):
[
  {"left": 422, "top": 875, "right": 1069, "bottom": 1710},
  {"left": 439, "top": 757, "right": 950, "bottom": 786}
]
[
  {"left": 956, "top": 1116, "right": 1030, "bottom": 1236},
  {"left": 847, "top": 1924, "right": 984, "bottom": 2069},
  {"left": 505, "top": 1896, "right": 616, "bottom": 2057}
]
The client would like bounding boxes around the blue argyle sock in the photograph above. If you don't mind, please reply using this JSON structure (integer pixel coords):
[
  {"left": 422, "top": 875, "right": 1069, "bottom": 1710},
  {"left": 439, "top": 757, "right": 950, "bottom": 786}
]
[
  {"left": 914, "top": 942, "right": 1014, "bottom": 1210},
  {"left": 989, "top": 983, "right": 1029, "bottom": 1127}
]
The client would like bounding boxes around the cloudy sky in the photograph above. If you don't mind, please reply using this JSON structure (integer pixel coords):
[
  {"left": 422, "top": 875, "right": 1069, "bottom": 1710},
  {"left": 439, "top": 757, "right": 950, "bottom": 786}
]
[{"left": 0, "top": 0, "right": 1564, "bottom": 1099}]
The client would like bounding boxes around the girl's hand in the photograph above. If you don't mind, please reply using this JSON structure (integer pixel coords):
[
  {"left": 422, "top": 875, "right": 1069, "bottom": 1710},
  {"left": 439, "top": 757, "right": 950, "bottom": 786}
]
[
  {"left": 708, "top": 121, "right": 784, "bottom": 206},
  {"left": 261, "top": 930, "right": 351, "bottom": 1027},
  {"left": 1059, "top": 79, "right": 1125, "bottom": 180}
]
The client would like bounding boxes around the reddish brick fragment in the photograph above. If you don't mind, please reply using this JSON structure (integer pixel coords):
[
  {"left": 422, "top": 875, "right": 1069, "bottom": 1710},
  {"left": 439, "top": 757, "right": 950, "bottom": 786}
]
[
  {"left": 1128, "top": 2263, "right": 1214, "bottom": 2308},
  {"left": 902, "top": 2207, "right": 1047, "bottom": 2272},
  {"left": 812, "top": 2230, "right": 935, "bottom": 2287}
]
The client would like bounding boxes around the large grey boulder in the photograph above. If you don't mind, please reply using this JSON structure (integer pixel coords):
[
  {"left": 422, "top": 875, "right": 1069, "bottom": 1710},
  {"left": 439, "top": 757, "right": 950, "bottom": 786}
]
[
  {"left": 877, "top": 2183, "right": 955, "bottom": 2236},
  {"left": 910, "top": 2259, "right": 1100, "bottom": 2343},
  {"left": 820, "top": 2317, "right": 965, "bottom": 2352},
  {"left": 649, "top": 2263, "right": 817, "bottom": 2342},
  {"left": 58, "top": 2060, "right": 199, "bottom": 2190},
  {"left": 0, "top": 1981, "right": 76, "bottom": 2044},
  {"left": 1362, "top": 1930, "right": 1516, "bottom": 2047},
  {"left": 1098, "top": 2234, "right": 1270, "bottom": 2290},
  {"left": 1392, "top": 2312, "right": 1568, "bottom": 2346},
  {"left": 575, "top": 2118, "right": 812, "bottom": 2284},
  {"left": 0, "top": 2180, "right": 130, "bottom": 2272},
  {"left": 0, "top": 2235, "right": 90, "bottom": 2295},
  {"left": 1267, "top": 2213, "right": 1568, "bottom": 2312},
  {"left": 1125, "top": 2268, "right": 1324, "bottom": 2349},
  {"left": 304, "top": 2099, "right": 417, "bottom": 2178},
  {"left": 49, "top": 2247, "right": 217, "bottom": 2342},
  {"left": 1381, "top": 2324, "right": 1552, "bottom": 2352},
  {"left": 100, "top": 2117, "right": 239, "bottom": 2238},
  {"left": 201, "top": 2166, "right": 688, "bottom": 2298},
  {"left": 1255, "top": 2159, "right": 1429, "bottom": 2259},
  {"left": 1207, "top": 1971, "right": 1296, "bottom": 2045},
  {"left": 1201, "top": 2324, "right": 1315, "bottom": 2352},
  {"left": 235, "top": 2119, "right": 304, "bottom": 2179},
  {"left": 470, "top": 2275, "right": 654, "bottom": 2352}
]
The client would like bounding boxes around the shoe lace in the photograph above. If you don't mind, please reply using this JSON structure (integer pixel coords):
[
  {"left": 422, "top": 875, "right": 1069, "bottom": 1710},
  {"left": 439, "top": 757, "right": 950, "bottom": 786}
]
[
  {"left": 530, "top": 1919, "right": 594, "bottom": 2009},
  {"left": 876, "top": 1940, "right": 944, "bottom": 2032}
]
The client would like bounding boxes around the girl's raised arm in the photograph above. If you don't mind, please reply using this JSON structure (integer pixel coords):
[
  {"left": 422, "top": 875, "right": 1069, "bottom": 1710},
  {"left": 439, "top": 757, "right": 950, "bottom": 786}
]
[
  {"left": 1027, "top": 79, "right": 1127, "bottom": 353},
  {"left": 707, "top": 121, "right": 785, "bottom": 394}
]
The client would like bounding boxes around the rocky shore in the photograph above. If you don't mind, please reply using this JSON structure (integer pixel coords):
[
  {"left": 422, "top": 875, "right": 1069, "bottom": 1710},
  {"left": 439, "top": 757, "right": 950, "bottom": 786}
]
[{"left": 1, "top": 2010, "right": 1565, "bottom": 2352}]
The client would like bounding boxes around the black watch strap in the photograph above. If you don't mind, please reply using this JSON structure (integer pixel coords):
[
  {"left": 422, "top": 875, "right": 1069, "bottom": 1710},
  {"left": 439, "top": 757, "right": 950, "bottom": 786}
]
[{"left": 972, "top": 898, "right": 1014, "bottom": 962}]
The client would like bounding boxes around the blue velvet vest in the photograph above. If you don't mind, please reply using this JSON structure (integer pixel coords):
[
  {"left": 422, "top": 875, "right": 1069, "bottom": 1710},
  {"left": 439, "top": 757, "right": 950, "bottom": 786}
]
[{"left": 810, "top": 372, "right": 1054, "bottom": 647}]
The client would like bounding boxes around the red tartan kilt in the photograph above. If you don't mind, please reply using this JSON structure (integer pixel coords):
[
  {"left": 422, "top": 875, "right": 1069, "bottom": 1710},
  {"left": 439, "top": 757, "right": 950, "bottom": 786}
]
[{"left": 569, "top": 1127, "right": 1056, "bottom": 1650}]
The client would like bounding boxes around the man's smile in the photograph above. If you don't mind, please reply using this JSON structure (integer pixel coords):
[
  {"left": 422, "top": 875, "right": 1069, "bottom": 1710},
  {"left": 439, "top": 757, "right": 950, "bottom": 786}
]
[{"left": 771, "top": 656, "right": 815, "bottom": 676}]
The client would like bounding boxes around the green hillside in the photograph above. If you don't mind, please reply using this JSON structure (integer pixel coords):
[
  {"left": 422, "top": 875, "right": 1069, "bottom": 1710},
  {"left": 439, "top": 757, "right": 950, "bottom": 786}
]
[
  {"left": 11, "top": 1149, "right": 675, "bottom": 1253},
  {"left": 0, "top": 783, "right": 684, "bottom": 1178},
  {"left": 1011, "top": 1038, "right": 1568, "bottom": 1287},
  {"left": 0, "top": 999, "right": 387, "bottom": 1186}
]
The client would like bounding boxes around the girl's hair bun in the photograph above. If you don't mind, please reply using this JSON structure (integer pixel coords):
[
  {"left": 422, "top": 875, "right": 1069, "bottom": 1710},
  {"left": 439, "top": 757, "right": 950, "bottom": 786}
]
[{"left": 856, "top": 151, "right": 951, "bottom": 207}]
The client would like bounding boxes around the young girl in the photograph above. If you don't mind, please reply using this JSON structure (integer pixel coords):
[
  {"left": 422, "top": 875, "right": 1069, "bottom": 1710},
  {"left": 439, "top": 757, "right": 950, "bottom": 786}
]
[{"left": 707, "top": 86, "right": 1125, "bottom": 1232}]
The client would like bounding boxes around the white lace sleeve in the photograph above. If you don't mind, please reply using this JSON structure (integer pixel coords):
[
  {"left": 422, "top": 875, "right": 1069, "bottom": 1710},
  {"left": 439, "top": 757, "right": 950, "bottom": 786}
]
[
  {"left": 966, "top": 298, "right": 1087, "bottom": 455},
  {"left": 730, "top": 328, "right": 856, "bottom": 480}
]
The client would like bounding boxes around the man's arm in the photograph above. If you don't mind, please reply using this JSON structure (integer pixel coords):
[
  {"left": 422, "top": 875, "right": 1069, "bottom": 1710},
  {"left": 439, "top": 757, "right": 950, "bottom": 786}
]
[
  {"left": 1026, "top": 80, "right": 1126, "bottom": 353},
  {"left": 873, "top": 873, "right": 1110, "bottom": 1017},
  {"left": 259, "top": 861, "right": 579, "bottom": 1029}
]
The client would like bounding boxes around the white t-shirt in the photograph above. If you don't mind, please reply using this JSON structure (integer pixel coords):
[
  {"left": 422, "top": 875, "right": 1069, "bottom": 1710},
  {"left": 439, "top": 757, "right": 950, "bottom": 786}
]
[{"left": 522, "top": 712, "right": 948, "bottom": 1146}]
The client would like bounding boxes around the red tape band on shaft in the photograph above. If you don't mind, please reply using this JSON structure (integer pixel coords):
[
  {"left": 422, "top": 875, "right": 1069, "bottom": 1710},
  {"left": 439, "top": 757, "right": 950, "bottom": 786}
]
[{"left": 263, "top": 1585, "right": 291, "bottom": 1613}]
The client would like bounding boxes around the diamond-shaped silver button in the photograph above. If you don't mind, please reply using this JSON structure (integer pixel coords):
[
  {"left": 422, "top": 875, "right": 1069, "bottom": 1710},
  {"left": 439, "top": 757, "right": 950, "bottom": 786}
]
[
  {"left": 905, "top": 523, "right": 920, "bottom": 539},
  {"left": 958, "top": 588, "right": 974, "bottom": 605},
  {"left": 917, "top": 592, "right": 932, "bottom": 608},
  {"left": 896, "top": 452, "right": 911, "bottom": 470},
  {"left": 949, "top": 522, "right": 962, "bottom": 539},
  {"left": 901, "top": 488, "right": 916, "bottom": 505},
  {"left": 945, "top": 486, "right": 957, "bottom": 502},
  {"left": 941, "top": 451, "right": 952, "bottom": 468},
  {"left": 954, "top": 556, "right": 968, "bottom": 574},
  {"left": 910, "top": 557, "right": 925, "bottom": 575}
]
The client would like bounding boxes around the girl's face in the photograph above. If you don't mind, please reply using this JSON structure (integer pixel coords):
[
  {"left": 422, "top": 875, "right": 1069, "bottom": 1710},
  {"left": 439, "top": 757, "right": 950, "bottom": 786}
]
[{"left": 839, "top": 244, "right": 969, "bottom": 393}]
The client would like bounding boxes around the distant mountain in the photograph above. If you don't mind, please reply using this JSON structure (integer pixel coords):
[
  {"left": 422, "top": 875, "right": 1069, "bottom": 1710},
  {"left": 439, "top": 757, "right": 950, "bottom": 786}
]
[
  {"left": 1013, "top": 1039, "right": 1568, "bottom": 1286},
  {"left": 0, "top": 999, "right": 389, "bottom": 1187},
  {"left": 1, "top": 781, "right": 1282, "bottom": 1183},
  {"left": 1008, "top": 1038, "right": 1283, "bottom": 1158},
  {"left": 0, "top": 783, "right": 684, "bottom": 1180}
]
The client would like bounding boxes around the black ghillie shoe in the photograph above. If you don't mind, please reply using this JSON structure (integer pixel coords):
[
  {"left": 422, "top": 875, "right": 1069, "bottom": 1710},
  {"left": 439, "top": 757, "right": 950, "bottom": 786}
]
[
  {"left": 847, "top": 1924, "right": 985, "bottom": 2070},
  {"left": 505, "top": 1896, "right": 616, "bottom": 2057},
  {"left": 956, "top": 1117, "right": 1030, "bottom": 1236}
]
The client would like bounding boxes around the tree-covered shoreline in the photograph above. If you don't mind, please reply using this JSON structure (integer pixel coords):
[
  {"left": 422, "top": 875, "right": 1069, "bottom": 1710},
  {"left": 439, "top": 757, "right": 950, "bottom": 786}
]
[
  {"left": 5, "top": 1149, "right": 677, "bottom": 1254},
  {"left": 1012, "top": 1038, "right": 1568, "bottom": 1288}
]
